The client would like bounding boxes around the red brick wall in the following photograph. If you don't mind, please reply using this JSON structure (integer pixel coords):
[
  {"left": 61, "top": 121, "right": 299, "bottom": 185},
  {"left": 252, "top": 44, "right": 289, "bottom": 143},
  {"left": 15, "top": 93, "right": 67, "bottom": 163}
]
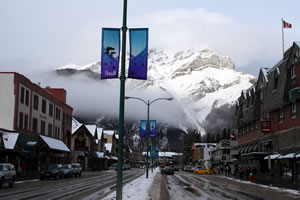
[{"left": 45, "top": 88, "right": 66, "bottom": 104}]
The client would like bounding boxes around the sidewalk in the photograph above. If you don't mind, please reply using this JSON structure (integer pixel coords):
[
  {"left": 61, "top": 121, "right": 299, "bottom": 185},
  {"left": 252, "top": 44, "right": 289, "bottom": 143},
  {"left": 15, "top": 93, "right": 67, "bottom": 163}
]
[
  {"left": 103, "top": 168, "right": 164, "bottom": 200},
  {"left": 224, "top": 173, "right": 300, "bottom": 191}
]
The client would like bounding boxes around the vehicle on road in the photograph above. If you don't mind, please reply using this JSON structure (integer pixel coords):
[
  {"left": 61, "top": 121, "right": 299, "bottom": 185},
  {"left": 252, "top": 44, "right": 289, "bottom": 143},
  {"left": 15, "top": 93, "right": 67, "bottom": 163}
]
[
  {"left": 193, "top": 167, "right": 213, "bottom": 175},
  {"left": 71, "top": 163, "right": 82, "bottom": 177},
  {"left": 161, "top": 166, "right": 174, "bottom": 175},
  {"left": 40, "top": 164, "right": 64, "bottom": 180},
  {"left": 0, "top": 163, "right": 16, "bottom": 188},
  {"left": 63, "top": 164, "right": 75, "bottom": 178}
]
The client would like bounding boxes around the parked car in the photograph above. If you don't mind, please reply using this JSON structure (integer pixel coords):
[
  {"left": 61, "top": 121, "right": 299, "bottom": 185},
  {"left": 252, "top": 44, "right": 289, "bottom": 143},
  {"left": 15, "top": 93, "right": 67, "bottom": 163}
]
[
  {"left": 63, "top": 164, "right": 75, "bottom": 178},
  {"left": 40, "top": 164, "right": 64, "bottom": 180},
  {"left": 193, "top": 167, "right": 213, "bottom": 175},
  {"left": 0, "top": 163, "right": 16, "bottom": 188},
  {"left": 71, "top": 163, "right": 82, "bottom": 177},
  {"left": 161, "top": 166, "right": 174, "bottom": 175},
  {"left": 123, "top": 164, "right": 131, "bottom": 170}
]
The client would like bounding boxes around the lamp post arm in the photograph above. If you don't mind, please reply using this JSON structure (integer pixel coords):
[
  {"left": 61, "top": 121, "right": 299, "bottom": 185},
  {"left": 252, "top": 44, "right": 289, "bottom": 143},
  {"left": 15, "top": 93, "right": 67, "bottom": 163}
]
[
  {"left": 125, "top": 96, "right": 148, "bottom": 105},
  {"left": 149, "top": 97, "right": 173, "bottom": 105}
]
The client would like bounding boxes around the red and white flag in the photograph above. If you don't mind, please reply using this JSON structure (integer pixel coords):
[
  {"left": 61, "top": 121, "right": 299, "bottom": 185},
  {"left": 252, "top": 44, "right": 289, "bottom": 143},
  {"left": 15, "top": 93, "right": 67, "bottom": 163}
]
[{"left": 283, "top": 20, "right": 292, "bottom": 28}]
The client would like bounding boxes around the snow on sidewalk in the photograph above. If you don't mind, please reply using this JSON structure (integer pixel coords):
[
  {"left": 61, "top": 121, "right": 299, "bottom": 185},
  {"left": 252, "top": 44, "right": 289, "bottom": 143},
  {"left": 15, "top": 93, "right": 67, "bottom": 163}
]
[
  {"left": 222, "top": 176, "right": 300, "bottom": 196},
  {"left": 103, "top": 168, "right": 159, "bottom": 200}
]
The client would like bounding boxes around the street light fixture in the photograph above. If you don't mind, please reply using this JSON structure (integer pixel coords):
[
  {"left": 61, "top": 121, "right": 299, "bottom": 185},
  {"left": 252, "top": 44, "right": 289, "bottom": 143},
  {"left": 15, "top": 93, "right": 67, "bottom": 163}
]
[{"left": 125, "top": 96, "right": 173, "bottom": 178}]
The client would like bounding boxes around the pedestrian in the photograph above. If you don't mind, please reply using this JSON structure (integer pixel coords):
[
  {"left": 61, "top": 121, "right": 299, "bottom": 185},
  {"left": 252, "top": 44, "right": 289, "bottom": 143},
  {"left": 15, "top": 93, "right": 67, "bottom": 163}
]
[
  {"left": 228, "top": 166, "right": 231, "bottom": 176},
  {"left": 239, "top": 167, "right": 244, "bottom": 179},
  {"left": 246, "top": 166, "right": 250, "bottom": 180},
  {"left": 22, "top": 161, "right": 27, "bottom": 177}
]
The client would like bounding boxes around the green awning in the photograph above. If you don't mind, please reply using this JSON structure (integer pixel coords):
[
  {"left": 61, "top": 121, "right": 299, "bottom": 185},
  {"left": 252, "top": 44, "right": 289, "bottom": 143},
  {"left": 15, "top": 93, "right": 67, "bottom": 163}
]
[{"left": 19, "top": 134, "right": 38, "bottom": 152}]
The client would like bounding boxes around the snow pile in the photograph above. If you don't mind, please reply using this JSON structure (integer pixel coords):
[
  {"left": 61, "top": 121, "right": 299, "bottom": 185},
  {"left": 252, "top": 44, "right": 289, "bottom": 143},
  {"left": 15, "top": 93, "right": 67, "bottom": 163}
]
[
  {"left": 224, "top": 176, "right": 300, "bottom": 196},
  {"left": 103, "top": 168, "right": 159, "bottom": 200}
]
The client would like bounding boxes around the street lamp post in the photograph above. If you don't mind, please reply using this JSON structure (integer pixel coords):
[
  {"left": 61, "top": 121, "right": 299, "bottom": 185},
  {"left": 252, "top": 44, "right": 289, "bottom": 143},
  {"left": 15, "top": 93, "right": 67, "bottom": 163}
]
[{"left": 125, "top": 96, "right": 173, "bottom": 178}]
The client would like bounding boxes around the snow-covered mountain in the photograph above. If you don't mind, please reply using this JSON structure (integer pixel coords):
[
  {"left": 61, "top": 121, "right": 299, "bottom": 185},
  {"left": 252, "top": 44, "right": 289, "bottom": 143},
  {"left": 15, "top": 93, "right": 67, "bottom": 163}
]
[{"left": 58, "top": 48, "right": 255, "bottom": 133}]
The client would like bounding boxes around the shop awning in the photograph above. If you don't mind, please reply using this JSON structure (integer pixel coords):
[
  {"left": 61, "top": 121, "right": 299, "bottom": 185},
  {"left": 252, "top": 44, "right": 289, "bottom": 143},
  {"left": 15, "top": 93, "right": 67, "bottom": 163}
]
[
  {"left": 242, "top": 152, "right": 268, "bottom": 160},
  {"left": 252, "top": 144, "right": 258, "bottom": 152},
  {"left": 243, "top": 146, "right": 250, "bottom": 154},
  {"left": 40, "top": 135, "right": 70, "bottom": 152},
  {"left": 239, "top": 147, "right": 245, "bottom": 154},
  {"left": 264, "top": 154, "right": 281, "bottom": 160},
  {"left": 2, "top": 132, "right": 19, "bottom": 150},
  {"left": 96, "top": 152, "right": 105, "bottom": 158}
]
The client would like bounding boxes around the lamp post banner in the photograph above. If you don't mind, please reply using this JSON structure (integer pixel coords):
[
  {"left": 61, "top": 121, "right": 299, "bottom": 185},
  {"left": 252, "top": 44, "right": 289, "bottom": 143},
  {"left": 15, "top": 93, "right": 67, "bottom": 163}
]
[
  {"left": 101, "top": 28, "right": 120, "bottom": 79},
  {"left": 128, "top": 28, "right": 148, "bottom": 80},
  {"left": 149, "top": 120, "right": 156, "bottom": 137},
  {"left": 140, "top": 120, "right": 147, "bottom": 137}
]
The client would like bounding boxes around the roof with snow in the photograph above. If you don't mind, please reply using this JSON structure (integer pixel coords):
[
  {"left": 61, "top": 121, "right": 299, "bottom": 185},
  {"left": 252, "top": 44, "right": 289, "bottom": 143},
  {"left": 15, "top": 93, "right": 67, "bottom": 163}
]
[
  {"left": 72, "top": 117, "right": 82, "bottom": 134},
  {"left": 96, "top": 151, "right": 105, "bottom": 158},
  {"left": 85, "top": 125, "right": 97, "bottom": 137},
  {"left": 105, "top": 143, "right": 112, "bottom": 153},
  {"left": 2, "top": 132, "right": 19, "bottom": 150},
  {"left": 96, "top": 128, "right": 103, "bottom": 140},
  {"left": 103, "top": 130, "right": 114, "bottom": 135},
  {"left": 40, "top": 135, "right": 70, "bottom": 152}
]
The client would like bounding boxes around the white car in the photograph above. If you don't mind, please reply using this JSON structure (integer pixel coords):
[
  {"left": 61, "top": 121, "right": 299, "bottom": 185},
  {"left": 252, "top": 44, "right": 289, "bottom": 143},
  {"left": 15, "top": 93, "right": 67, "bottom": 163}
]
[{"left": 0, "top": 163, "right": 16, "bottom": 188}]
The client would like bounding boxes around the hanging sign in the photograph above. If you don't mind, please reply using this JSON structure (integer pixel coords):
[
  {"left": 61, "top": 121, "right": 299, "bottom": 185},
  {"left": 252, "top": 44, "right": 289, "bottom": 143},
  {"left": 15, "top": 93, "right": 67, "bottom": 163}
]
[
  {"left": 101, "top": 28, "right": 120, "bottom": 79},
  {"left": 128, "top": 28, "right": 149, "bottom": 80}
]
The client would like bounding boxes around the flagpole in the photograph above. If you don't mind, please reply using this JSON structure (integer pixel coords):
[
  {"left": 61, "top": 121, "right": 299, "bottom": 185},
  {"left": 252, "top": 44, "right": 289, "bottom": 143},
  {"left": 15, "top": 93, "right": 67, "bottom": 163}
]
[{"left": 282, "top": 18, "right": 285, "bottom": 57}]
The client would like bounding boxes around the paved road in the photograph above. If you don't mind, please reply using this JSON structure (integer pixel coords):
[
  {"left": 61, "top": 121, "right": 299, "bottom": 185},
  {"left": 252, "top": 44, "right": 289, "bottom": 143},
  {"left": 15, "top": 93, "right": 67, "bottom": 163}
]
[
  {"left": 0, "top": 169, "right": 144, "bottom": 200},
  {"left": 164, "top": 171, "right": 300, "bottom": 200}
]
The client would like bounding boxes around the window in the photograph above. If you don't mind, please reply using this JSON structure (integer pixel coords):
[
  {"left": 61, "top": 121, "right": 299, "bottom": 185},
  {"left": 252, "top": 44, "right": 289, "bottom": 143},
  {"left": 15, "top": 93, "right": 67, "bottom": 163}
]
[
  {"left": 25, "top": 90, "right": 29, "bottom": 106},
  {"left": 19, "top": 112, "right": 23, "bottom": 129},
  {"left": 33, "top": 94, "right": 39, "bottom": 110},
  {"left": 48, "top": 124, "right": 52, "bottom": 136},
  {"left": 279, "top": 108, "right": 284, "bottom": 121},
  {"left": 274, "top": 76, "right": 279, "bottom": 90},
  {"left": 32, "top": 118, "right": 38, "bottom": 133},
  {"left": 20, "top": 87, "right": 25, "bottom": 104},
  {"left": 42, "top": 99, "right": 46, "bottom": 114},
  {"left": 40, "top": 120, "right": 45, "bottom": 135},
  {"left": 24, "top": 114, "right": 28, "bottom": 130},
  {"left": 56, "top": 107, "right": 61, "bottom": 121},
  {"left": 260, "top": 89, "right": 264, "bottom": 101},
  {"left": 291, "top": 103, "right": 297, "bottom": 118},
  {"left": 49, "top": 103, "right": 53, "bottom": 117},
  {"left": 291, "top": 65, "right": 296, "bottom": 79}
]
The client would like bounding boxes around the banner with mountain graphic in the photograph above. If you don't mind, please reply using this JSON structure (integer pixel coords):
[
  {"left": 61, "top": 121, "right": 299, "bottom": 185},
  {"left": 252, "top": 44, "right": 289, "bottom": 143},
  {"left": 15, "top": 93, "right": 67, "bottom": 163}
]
[
  {"left": 101, "top": 28, "right": 120, "bottom": 79},
  {"left": 140, "top": 120, "right": 147, "bottom": 137},
  {"left": 149, "top": 120, "right": 156, "bottom": 137},
  {"left": 128, "top": 28, "right": 148, "bottom": 80},
  {"left": 140, "top": 120, "right": 156, "bottom": 137}
]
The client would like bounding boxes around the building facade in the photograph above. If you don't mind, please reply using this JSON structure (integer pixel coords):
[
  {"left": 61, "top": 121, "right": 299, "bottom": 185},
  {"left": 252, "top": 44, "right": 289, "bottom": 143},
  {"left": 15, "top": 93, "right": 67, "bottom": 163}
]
[
  {"left": 192, "top": 143, "right": 216, "bottom": 168},
  {"left": 236, "top": 42, "right": 300, "bottom": 185},
  {"left": 0, "top": 72, "right": 72, "bottom": 178}
]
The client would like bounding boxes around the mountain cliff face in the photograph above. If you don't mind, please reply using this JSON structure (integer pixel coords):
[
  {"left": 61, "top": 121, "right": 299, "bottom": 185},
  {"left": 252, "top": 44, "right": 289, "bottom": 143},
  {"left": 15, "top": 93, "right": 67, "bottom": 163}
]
[{"left": 57, "top": 48, "right": 256, "bottom": 134}]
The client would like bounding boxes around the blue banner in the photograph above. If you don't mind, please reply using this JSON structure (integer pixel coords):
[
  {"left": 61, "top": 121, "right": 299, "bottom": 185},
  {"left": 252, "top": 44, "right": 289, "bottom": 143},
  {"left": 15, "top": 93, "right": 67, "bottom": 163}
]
[
  {"left": 101, "top": 28, "right": 120, "bottom": 79},
  {"left": 149, "top": 120, "right": 156, "bottom": 137},
  {"left": 140, "top": 120, "right": 156, "bottom": 137},
  {"left": 128, "top": 28, "right": 148, "bottom": 80},
  {"left": 140, "top": 120, "right": 147, "bottom": 137}
]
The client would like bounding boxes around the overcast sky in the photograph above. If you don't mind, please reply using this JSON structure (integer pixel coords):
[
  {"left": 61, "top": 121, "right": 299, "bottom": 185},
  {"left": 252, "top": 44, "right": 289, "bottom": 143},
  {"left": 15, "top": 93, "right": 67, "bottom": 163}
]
[{"left": 1, "top": 0, "right": 299, "bottom": 77}]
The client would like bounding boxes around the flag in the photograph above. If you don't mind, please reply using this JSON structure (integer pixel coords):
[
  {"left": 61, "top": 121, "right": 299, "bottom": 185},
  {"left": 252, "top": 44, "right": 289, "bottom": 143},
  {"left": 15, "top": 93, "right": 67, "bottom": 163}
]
[
  {"left": 101, "top": 28, "right": 120, "bottom": 79},
  {"left": 128, "top": 28, "right": 149, "bottom": 80},
  {"left": 230, "top": 133, "right": 236, "bottom": 140},
  {"left": 283, "top": 20, "right": 292, "bottom": 28}
]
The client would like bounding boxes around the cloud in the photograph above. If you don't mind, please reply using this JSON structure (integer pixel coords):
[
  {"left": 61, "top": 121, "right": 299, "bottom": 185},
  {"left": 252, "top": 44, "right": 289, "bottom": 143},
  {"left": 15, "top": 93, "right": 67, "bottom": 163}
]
[
  {"left": 130, "top": 8, "right": 282, "bottom": 71},
  {"left": 30, "top": 71, "right": 186, "bottom": 128}
]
